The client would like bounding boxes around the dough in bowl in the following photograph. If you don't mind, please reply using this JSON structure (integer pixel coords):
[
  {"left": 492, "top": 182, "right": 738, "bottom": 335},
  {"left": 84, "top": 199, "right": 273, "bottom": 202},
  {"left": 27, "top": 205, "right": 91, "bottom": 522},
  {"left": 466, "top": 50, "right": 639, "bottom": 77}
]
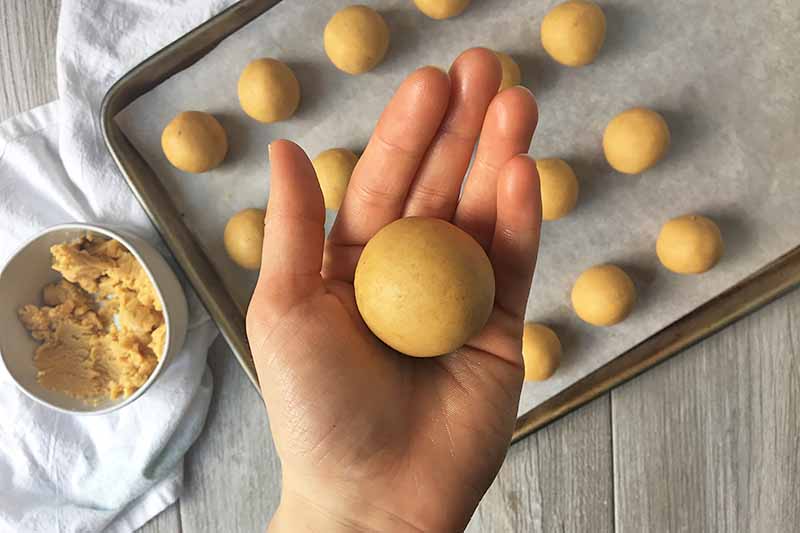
[
  {"left": 161, "top": 111, "right": 227, "bottom": 173},
  {"left": 603, "top": 107, "right": 670, "bottom": 174},
  {"left": 541, "top": 0, "right": 606, "bottom": 67},
  {"left": 312, "top": 148, "right": 359, "bottom": 209},
  {"left": 18, "top": 236, "right": 165, "bottom": 402},
  {"left": 224, "top": 208, "right": 266, "bottom": 271},
  {"left": 238, "top": 58, "right": 301, "bottom": 123},
  {"left": 657, "top": 214, "right": 723, "bottom": 274},
  {"left": 571, "top": 264, "right": 636, "bottom": 326},
  {"left": 413, "top": 0, "right": 471, "bottom": 20},
  {"left": 324, "top": 5, "right": 390, "bottom": 75}
]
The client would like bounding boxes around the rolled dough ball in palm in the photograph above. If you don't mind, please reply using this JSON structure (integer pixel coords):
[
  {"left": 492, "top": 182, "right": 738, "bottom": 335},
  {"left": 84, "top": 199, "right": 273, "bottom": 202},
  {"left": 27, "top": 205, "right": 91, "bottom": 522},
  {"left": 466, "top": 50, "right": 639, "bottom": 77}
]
[
  {"left": 354, "top": 217, "right": 495, "bottom": 357},
  {"left": 541, "top": 0, "right": 606, "bottom": 67},
  {"left": 414, "top": 0, "right": 471, "bottom": 20},
  {"left": 238, "top": 58, "right": 300, "bottom": 123},
  {"left": 657, "top": 215, "right": 723, "bottom": 274},
  {"left": 522, "top": 323, "right": 562, "bottom": 381},
  {"left": 603, "top": 108, "right": 670, "bottom": 174},
  {"left": 324, "top": 5, "right": 390, "bottom": 75},
  {"left": 312, "top": 148, "right": 359, "bottom": 209},
  {"left": 495, "top": 51, "right": 522, "bottom": 92},
  {"left": 161, "top": 111, "right": 227, "bottom": 173},
  {"left": 224, "top": 208, "right": 265, "bottom": 271},
  {"left": 536, "top": 158, "right": 579, "bottom": 221},
  {"left": 571, "top": 264, "right": 636, "bottom": 326}
]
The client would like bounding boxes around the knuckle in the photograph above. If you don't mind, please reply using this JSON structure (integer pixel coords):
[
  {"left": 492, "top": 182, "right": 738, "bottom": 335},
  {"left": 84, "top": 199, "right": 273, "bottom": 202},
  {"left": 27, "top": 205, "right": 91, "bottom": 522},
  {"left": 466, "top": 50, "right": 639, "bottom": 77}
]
[
  {"left": 374, "top": 131, "right": 417, "bottom": 160},
  {"left": 474, "top": 156, "right": 502, "bottom": 175},
  {"left": 408, "top": 182, "right": 456, "bottom": 214},
  {"left": 351, "top": 181, "right": 396, "bottom": 210},
  {"left": 438, "top": 120, "right": 475, "bottom": 146}
]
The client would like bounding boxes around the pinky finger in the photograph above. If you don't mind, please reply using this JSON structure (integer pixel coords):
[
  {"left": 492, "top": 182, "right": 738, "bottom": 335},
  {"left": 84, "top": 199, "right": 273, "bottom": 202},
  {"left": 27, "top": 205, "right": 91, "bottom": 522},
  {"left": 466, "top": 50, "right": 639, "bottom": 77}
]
[{"left": 489, "top": 154, "right": 542, "bottom": 320}]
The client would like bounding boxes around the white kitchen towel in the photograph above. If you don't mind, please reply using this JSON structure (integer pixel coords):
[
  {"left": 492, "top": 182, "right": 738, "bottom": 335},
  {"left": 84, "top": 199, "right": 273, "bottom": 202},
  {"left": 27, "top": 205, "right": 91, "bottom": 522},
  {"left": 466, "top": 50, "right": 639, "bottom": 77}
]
[{"left": 0, "top": 0, "right": 239, "bottom": 531}]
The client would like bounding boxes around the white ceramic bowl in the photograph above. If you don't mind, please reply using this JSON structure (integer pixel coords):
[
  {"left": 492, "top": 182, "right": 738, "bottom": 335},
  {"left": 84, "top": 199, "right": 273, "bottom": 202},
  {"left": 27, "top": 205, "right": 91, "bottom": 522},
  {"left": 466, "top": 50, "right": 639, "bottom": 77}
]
[{"left": 0, "top": 223, "right": 188, "bottom": 415}]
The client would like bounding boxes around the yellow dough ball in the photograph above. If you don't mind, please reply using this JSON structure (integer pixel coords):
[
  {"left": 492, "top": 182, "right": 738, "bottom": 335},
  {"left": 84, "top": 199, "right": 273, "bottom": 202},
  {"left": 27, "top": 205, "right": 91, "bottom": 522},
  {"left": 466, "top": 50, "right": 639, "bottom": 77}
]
[
  {"left": 224, "top": 208, "right": 265, "bottom": 271},
  {"left": 541, "top": 0, "right": 606, "bottom": 67},
  {"left": 571, "top": 264, "right": 636, "bottom": 326},
  {"left": 312, "top": 148, "right": 359, "bottom": 209},
  {"left": 354, "top": 217, "right": 495, "bottom": 357},
  {"left": 413, "top": 0, "right": 471, "bottom": 20},
  {"left": 237, "top": 58, "right": 300, "bottom": 123},
  {"left": 161, "top": 111, "right": 227, "bottom": 173},
  {"left": 495, "top": 51, "right": 522, "bottom": 92},
  {"left": 536, "top": 158, "right": 579, "bottom": 221},
  {"left": 603, "top": 108, "right": 670, "bottom": 174},
  {"left": 657, "top": 215, "right": 723, "bottom": 274},
  {"left": 324, "top": 5, "right": 390, "bottom": 75},
  {"left": 522, "top": 323, "right": 562, "bottom": 382}
]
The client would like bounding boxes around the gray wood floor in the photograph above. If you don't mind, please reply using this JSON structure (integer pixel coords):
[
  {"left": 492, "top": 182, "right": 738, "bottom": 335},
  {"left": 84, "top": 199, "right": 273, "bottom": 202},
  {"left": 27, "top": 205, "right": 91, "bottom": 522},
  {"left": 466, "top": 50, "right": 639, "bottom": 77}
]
[{"left": 2, "top": 2, "right": 797, "bottom": 531}]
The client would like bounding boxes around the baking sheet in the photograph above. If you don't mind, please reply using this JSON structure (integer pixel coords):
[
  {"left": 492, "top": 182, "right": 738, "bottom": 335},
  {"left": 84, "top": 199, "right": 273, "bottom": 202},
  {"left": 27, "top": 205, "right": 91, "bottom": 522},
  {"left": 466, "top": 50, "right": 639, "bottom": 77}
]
[{"left": 116, "top": 0, "right": 800, "bottom": 416}]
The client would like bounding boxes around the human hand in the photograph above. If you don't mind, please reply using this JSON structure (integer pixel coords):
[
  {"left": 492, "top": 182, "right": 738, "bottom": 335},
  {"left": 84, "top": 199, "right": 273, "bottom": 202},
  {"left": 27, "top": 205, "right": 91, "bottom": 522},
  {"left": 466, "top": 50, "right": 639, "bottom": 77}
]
[{"left": 246, "top": 48, "right": 540, "bottom": 532}]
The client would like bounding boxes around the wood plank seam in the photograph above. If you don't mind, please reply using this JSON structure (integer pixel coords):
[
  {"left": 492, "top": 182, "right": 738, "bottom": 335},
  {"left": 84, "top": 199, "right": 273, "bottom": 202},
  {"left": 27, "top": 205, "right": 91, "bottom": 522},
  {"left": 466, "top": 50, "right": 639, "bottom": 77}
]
[
  {"left": 609, "top": 393, "right": 618, "bottom": 533},
  {"left": 175, "top": 501, "right": 183, "bottom": 532}
]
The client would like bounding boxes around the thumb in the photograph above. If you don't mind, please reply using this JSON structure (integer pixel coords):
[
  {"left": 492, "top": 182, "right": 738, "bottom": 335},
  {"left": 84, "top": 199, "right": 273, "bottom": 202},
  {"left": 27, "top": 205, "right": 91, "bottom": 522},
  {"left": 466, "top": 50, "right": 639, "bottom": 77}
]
[{"left": 247, "top": 140, "right": 325, "bottom": 346}]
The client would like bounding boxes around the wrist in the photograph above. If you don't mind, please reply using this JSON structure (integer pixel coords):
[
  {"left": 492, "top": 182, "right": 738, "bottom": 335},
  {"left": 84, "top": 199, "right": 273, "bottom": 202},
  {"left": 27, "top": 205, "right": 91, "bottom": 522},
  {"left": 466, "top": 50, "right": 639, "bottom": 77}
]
[{"left": 269, "top": 476, "right": 424, "bottom": 533}]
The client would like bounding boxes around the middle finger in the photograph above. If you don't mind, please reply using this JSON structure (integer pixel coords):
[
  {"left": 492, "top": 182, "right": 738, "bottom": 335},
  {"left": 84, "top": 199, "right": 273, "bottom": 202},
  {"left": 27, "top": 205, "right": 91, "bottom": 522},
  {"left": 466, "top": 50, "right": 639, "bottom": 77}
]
[{"left": 403, "top": 47, "right": 501, "bottom": 219}]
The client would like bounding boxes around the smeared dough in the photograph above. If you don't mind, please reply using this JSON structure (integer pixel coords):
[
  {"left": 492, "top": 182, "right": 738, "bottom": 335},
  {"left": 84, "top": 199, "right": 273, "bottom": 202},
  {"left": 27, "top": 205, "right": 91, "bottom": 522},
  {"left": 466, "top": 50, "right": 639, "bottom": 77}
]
[{"left": 18, "top": 236, "right": 164, "bottom": 402}]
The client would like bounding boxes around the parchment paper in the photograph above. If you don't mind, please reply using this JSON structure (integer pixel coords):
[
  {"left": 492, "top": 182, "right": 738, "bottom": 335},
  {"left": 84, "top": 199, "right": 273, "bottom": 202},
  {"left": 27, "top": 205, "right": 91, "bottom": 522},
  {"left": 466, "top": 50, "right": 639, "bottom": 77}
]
[{"left": 116, "top": 0, "right": 800, "bottom": 416}]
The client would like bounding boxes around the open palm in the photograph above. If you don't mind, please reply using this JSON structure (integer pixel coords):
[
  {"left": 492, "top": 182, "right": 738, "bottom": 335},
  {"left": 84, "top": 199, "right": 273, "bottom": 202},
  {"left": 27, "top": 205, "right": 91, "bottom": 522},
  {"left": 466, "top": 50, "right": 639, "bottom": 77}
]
[{"left": 246, "top": 48, "right": 541, "bottom": 532}]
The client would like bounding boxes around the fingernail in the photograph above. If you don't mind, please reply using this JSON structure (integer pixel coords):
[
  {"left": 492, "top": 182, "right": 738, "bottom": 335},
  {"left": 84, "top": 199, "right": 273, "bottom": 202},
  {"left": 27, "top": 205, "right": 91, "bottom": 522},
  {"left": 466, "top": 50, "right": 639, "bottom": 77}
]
[
  {"left": 513, "top": 84, "right": 534, "bottom": 96},
  {"left": 423, "top": 64, "right": 448, "bottom": 76}
]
